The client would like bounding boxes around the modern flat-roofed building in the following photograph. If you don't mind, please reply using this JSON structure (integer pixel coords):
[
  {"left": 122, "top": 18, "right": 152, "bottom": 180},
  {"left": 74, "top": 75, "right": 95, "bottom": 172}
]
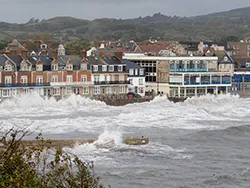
[{"left": 123, "top": 53, "right": 234, "bottom": 98}]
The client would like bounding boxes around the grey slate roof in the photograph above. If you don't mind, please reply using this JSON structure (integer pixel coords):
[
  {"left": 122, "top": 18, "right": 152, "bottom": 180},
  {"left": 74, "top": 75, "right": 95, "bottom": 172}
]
[
  {"left": 122, "top": 59, "right": 142, "bottom": 69},
  {"left": 0, "top": 55, "right": 8, "bottom": 66},
  {"left": 28, "top": 56, "right": 53, "bottom": 66},
  {"left": 57, "top": 55, "right": 82, "bottom": 66},
  {"left": 102, "top": 56, "right": 126, "bottom": 65},
  {"left": 8, "top": 55, "right": 23, "bottom": 70}
]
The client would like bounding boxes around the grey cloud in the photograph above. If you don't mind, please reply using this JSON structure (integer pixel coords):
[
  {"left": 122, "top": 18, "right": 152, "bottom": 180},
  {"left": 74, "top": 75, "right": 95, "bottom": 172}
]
[{"left": 1, "top": 0, "right": 250, "bottom": 23}]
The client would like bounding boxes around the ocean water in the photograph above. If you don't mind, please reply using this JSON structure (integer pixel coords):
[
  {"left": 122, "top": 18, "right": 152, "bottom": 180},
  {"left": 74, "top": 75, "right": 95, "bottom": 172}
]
[{"left": 1, "top": 92, "right": 250, "bottom": 188}]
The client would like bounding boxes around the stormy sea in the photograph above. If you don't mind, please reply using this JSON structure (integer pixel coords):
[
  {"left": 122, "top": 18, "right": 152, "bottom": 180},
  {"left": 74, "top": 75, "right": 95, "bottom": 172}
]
[{"left": 0, "top": 93, "right": 250, "bottom": 188}]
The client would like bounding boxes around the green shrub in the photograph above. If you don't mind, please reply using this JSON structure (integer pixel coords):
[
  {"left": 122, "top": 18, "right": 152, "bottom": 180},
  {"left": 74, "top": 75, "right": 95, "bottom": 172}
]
[{"left": 0, "top": 127, "right": 105, "bottom": 188}]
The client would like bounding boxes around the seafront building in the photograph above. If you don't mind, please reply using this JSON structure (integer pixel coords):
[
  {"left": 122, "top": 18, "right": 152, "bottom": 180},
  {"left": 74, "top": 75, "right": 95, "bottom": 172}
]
[
  {"left": 0, "top": 41, "right": 143, "bottom": 101},
  {"left": 123, "top": 53, "right": 234, "bottom": 98}
]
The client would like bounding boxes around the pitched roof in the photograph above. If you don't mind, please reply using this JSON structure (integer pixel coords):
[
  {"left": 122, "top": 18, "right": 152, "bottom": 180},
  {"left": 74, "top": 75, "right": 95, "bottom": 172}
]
[
  {"left": 122, "top": 59, "right": 142, "bottom": 69},
  {"left": 0, "top": 55, "right": 8, "bottom": 66},
  {"left": 28, "top": 56, "right": 52, "bottom": 66}
]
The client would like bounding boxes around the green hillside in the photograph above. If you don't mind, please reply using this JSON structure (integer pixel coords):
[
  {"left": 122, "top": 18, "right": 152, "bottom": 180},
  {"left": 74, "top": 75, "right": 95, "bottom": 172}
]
[{"left": 1, "top": 6, "right": 250, "bottom": 42}]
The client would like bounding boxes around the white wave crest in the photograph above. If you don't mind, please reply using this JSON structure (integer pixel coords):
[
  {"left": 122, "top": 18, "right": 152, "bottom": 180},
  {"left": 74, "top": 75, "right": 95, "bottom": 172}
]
[{"left": 0, "top": 91, "right": 106, "bottom": 109}]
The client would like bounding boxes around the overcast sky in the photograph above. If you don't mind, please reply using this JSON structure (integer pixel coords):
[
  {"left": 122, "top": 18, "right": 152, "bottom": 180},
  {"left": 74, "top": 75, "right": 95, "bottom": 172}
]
[{"left": 1, "top": 0, "right": 250, "bottom": 23}]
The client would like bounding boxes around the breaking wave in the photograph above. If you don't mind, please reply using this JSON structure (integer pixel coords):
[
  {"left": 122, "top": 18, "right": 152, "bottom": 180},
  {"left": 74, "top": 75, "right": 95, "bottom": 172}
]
[{"left": 0, "top": 91, "right": 106, "bottom": 109}]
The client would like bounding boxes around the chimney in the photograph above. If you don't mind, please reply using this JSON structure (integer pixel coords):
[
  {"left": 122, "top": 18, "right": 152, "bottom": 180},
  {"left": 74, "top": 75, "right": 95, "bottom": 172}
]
[
  {"left": 21, "top": 41, "right": 27, "bottom": 48},
  {"left": 52, "top": 49, "right": 58, "bottom": 60},
  {"left": 80, "top": 49, "right": 86, "bottom": 59},
  {"left": 99, "top": 50, "right": 103, "bottom": 58},
  {"left": 21, "top": 49, "right": 28, "bottom": 60},
  {"left": 114, "top": 49, "right": 123, "bottom": 62},
  {"left": 34, "top": 40, "right": 41, "bottom": 50},
  {"left": 47, "top": 40, "right": 52, "bottom": 49}
]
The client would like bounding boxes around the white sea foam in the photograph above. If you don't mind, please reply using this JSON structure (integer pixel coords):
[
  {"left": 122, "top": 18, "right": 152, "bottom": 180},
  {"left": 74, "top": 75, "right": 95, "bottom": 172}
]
[{"left": 1, "top": 93, "right": 250, "bottom": 135}]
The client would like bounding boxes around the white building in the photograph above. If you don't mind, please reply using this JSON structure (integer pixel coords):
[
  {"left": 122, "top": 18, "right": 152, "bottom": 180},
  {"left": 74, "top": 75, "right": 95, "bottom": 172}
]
[
  {"left": 123, "top": 59, "right": 145, "bottom": 96},
  {"left": 123, "top": 53, "right": 234, "bottom": 98}
]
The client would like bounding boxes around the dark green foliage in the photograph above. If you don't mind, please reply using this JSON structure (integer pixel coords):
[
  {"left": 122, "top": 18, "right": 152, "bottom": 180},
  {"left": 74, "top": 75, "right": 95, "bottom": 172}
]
[
  {"left": 0, "top": 128, "right": 105, "bottom": 188},
  {"left": 1, "top": 6, "right": 250, "bottom": 41}
]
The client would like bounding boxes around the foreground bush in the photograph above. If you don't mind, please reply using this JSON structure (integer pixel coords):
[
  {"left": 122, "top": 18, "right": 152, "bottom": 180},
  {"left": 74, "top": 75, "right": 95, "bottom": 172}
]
[{"left": 0, "top": 127, "right": 105, "bottom": 188}]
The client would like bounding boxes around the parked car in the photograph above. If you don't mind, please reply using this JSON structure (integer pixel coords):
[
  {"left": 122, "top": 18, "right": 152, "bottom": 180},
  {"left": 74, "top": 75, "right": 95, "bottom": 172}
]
[{"left": 127, "top": 92, "right": 142, "bottom": 99}]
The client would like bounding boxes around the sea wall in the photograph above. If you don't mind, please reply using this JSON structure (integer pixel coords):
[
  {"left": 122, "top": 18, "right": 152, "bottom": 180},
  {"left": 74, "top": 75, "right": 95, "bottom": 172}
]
[{"left": 91, "top": 95, "right": 155, "bottom": 106}]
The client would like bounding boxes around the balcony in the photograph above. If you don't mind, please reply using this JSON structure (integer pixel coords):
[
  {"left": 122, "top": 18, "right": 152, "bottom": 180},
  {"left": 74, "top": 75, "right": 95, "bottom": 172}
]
[
  {"left": 50, "top": 82, "right": 93, "bottom": 86},
  {"left": 0, "top": 83, "right": 51, "bottom": 88},
  {"left": 184, "top": 81, "right": 231, "bottom": 85},
  {"left": 94, "top": 81, "right": 130, "bottom": 85},
  {"left": 170, "top": 68, "right": 207, "bottom": 72}
]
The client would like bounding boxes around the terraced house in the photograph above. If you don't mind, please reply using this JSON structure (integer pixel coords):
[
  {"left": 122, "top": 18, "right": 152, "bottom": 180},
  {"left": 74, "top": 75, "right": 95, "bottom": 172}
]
[{"left": 0, "top": 41, "right": 132, "bottom": 101}]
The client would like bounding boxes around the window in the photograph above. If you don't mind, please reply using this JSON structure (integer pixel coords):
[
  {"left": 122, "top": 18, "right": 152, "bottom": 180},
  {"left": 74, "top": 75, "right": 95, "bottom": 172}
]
[
  {"left": 108, "top": 87, "right": 112, "bottom": 94},
  {"left": 119, "top": 86, "right": 125, "bottom": 93},
  {"left": 65, "top": 87, "right": 71, "bottom": 95},
  {"left": 81, "top": 64, "right": 87, "bottom": 70},
  {"left": 83, "top": 87, "right": 89, "bottom": 94},
  {"left": 135, "top": 69, "right": 138, "bottom": 75},
  {"left": 66, "top": 64, "right": 73, "bottom": 70},
  {"left": 139, "top": 69, "right": 144, "bottom": 75},
  {"left": 66, "top": 75, "right": 73, "bottom": 83},
  {"left": 93, "top": 86, "right": 100, "bottom": 95},
  {"left": 81, "top": 75, "right": 87, "bottom": 82},
  {"left": 4, "top": 76, "right": 12, "bottom": 84},
  {"left": 139, "top": 87, "right": 144, "bottom": 94},
  {"left": 139, "top": 78, "right": 144, "bottom": 85},
  {"left": 51, "top": 75, "right": 58, "bottom": 83},
  {"left": 36, "top": 65, "right": 43, "bottom": 71},
  {"left": 21, "top": 61, "right": 28, "bottom": 71},
  {"left": 94, "top": 75, "right": 100, "bottom": 82},
  {"left": 102, "top": 65, "right": 107, "bottom": 72},
  {"left": 93, "top": 65, "right": 98, "bottom": 72},
  {"left": 53, "top": 88, "right": 60, "bottom": 95},
  {"left": 129, "top": 69, "right": 133, "bottom": 75},
  {"left": 22, "top": 88, "right": 29, "bottom": 94},
  {"left": 36, "top": 76, "right": 43, "bottom": 84},
  {"left": 3, "top": 89, "right": 11, "bottom": 97},
  {"left": 109, "top": 65, "right": 114, "bottom": 72},
  {"left": 118, "top": 65, "right": 123, "bottom": 72},
  {"left": 129, "top": 79, "right": 133, "bottom": 85},
  {"left": 4, "top": 64, "right": 12, "bottom": 71},
  {"left": 119, "top": 74, "right": 124, "bottom": 81},
  {"left": 52, "top": 64, "right": 58, "bottom": 71},
  {"left": 21, "top": 76, "right": 28, "bottom": 84},
  {"left": 12, "top": 89, "right": 17, "bottom": 96}
]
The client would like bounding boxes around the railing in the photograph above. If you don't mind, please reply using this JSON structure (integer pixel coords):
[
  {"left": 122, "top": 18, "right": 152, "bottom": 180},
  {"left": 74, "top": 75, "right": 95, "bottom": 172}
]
[
  {"left": 94, "top": 81, "right": 130, "bottom": 85},
  {"left": 0, "top": 83, "right": 51, "bottom": 87},
  {"left": 170, "top": 68, "right": 207, "bottom": 72},
  {"left": 50, "top": 82, "right": 93, "bottom": 86},
  {"left": 184, "top": 81, "right": 231, "bottom": 85}
]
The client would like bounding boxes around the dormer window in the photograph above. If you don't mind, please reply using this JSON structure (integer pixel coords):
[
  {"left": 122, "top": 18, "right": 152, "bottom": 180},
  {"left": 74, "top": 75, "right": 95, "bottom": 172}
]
[
  {"left": 81, "top": 64, "right": 87, "bottom": 70},
  {"left": 52, "top": 64, "right": 58, "bottom": 71},
  {"left": 118, "top": 65, "right": 123, "bottom": 72},
  {"left": 36, "top": 65, "right": 43, "bottom": 71},
  {"left": 4, "top": 64, "right": 12, "bottom": 71},
  {"left": 66, "top": 64, "right": 73, "bottom": 70},
  {"left": 93, "top": 65, "right": 98, "bottom": 72},
  {"left": 109, "top": 65, "right": 114, "bottom": 72},
  {"left": 102, "top": 65, "right": 107, "bottom": 72},
  {"left": 20, "top": 60, "right": 29, "bottom": 71}
]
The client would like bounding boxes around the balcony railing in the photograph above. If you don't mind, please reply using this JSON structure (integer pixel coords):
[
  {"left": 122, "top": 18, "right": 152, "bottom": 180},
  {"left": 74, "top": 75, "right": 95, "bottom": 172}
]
[
  {"left": 50, "top": 82, "right": 93, "bottom": 86},
  {"left": 184, "top": 81, "right": 231, "bottom": 85},
  {"left": 94, "top": 81, "right": 130, "bottom": 85},
  {"left": 0, "top": 83, "right": 51, "bottom": 88},
  {"left": 170, "top": 68, "right": 207, "bottom": 72}
]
